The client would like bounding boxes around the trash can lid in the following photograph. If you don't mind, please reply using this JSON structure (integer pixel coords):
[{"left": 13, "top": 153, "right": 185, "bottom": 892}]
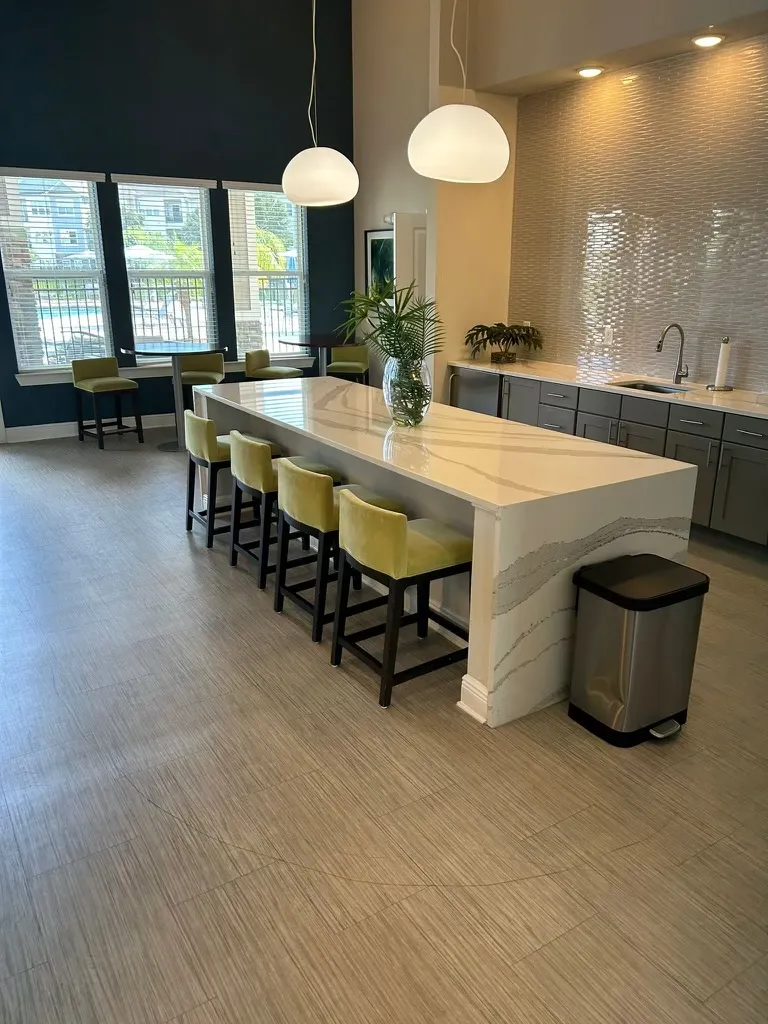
[{"left": 573, "top": 553, "right": 710, "bottom": 611}]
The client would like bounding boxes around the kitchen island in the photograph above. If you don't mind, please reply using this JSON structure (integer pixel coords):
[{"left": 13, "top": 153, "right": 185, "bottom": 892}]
[{"left": 195, "top": 378, "right": 696, "bottom": 727}]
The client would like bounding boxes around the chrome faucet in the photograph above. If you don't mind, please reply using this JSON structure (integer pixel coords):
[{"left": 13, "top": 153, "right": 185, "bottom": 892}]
[{"left": 657, "top": 323, "right": 688, "bottom": 385}]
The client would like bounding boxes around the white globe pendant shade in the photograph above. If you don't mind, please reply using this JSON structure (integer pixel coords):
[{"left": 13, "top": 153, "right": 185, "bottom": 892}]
[
  {"left": 408, "top": 103, "right": 510, "bottom": 183},
  {"left": 281, "top": 146, "right": 359, "bottom": 207}
]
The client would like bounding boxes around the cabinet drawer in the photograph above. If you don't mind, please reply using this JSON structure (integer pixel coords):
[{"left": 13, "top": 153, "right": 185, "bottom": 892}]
[
  {"left": 619, "top": 395, "right": 669, "bottom": 428},
  {"left": 722, "top": 413, "right": 768, "bottom": 451},
  {"left": 539, "top": 381, "right": 578, "bottom": 410},
  {"left": 668, "top": 405, "right": 724, "bottom": 439},
  {"left": 503, "top": 376, "right": 540, "bottom": 425},
  {"left": 538, "top": 404, "right": 576, "bottom": 434},
  {"left": 578, "top": 387, "right": 621, "bottom": 418},
  {"left": 617, "top": 420, "right": 667, "bottom": 456}
]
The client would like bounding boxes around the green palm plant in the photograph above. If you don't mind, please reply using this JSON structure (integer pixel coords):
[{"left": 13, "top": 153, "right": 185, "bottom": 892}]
[{"left": 338, "top": 280, "right": 444, "bottom": 426}]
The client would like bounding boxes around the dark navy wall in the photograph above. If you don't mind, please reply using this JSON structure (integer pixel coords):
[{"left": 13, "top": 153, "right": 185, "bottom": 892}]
[{"left": 0, "top": 0, "right": 353, "bottom": 428}]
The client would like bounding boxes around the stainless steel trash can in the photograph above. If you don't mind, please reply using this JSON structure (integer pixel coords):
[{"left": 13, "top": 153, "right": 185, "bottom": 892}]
[{"left": 569, "top": 553, "right": 710, "bottom": 746}]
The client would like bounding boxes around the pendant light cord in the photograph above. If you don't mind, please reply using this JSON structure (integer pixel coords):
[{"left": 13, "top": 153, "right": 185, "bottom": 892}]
[
  {"left": 308, "top": 0, "right": 319, "bottom": 146},
  {"left": 450, "top": 0, "right": 468, "bottom": 100}
]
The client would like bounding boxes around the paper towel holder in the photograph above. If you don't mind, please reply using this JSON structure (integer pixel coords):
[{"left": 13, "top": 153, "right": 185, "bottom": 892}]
[{"left": 706, "top": 336, "right": 733, "bottom": 392}]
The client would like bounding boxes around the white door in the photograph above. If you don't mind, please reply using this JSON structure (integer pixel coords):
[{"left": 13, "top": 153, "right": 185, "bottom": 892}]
[{"left": 393, "top": 212, "right": 427, "bottom": 296}]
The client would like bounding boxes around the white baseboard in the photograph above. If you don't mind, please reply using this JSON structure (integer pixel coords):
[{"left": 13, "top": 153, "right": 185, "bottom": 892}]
[
  {"left": 457, "top": 674, "right": 489, "bottom": 724},
  {"left": 5, "top": 413, "right": 176, "bottom": 443}
]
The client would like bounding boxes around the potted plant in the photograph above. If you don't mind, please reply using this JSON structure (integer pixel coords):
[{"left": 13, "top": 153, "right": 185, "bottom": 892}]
[
  {"left": 464, "top": 322, "right": 542, "bottom": 363},
  {"left": 339, "top": 280, "right": 444, "bottom": 427}
]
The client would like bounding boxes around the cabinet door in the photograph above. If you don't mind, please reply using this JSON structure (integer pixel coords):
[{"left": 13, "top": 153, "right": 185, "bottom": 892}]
[
  {"left": 710, "top": 442, "right": 768, "bottom": 544},
  {"left": 450, "top": 368, "right": 501, "bottom": 417},
  {"left": 537, "top": 404, "right": 575, "bottom": 434},
  {"left": 576, "top": 411, "right": 617, "bottom": 445},
  {"left": 503, "top": 377, "right": 540, "bottom": 425},
  {"left": 617, "top": 420, "right": 667, "bottom": 456},
  {"left": 665, "top": 430, "right": 719, "bottom": 527}
]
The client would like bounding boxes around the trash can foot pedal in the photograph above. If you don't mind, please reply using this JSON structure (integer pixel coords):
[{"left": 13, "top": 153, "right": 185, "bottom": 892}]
[{"left": 649, "top": 719, "right": 681, "bottom": 740}]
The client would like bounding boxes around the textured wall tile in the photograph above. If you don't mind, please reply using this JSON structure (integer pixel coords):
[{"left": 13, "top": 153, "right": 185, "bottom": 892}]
[{"left": 509, "top": 36, "right": 768, "bottom": 391}]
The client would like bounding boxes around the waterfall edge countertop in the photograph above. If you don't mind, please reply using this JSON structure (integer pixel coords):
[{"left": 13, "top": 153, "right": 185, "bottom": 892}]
[
  {"left": 449, "top": 357, "right": 768, "bottom": 420},
  {"left": 198, "top": 377, "right": 691, "bottom": 513},
  {"left": 196, "top": 377, "right": 695, "bottom": 727}
]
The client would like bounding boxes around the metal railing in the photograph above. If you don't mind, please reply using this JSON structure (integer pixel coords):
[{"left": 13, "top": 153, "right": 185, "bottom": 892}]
[
  {"left": 233, "top": 272, "right": 308, "bottom": 356},
  {"left": 127, "top": 272, "right": 215, "bottom": 347},
  {"left": 4, "top": 270, "right": 109, "bottom": 369}
]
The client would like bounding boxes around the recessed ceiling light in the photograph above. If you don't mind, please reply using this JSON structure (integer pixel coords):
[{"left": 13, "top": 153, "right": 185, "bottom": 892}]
[
  {"left": 693, "top": 34, "right": 723, "bottom": 47},
  {"left": 578, "top": 67, "right": 603, "bottom": 78}
]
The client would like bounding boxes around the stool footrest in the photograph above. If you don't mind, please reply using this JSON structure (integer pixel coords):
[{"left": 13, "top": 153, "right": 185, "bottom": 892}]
[
  {"left": 346, "top": 613, "right": 418, "bottom": 646},
  {"left": 428, "top": 608, "right": 469, "bottom": 642}
]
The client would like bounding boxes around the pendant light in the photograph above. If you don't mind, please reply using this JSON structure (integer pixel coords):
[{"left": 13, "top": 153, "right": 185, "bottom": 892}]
[
  {"left": 408, "top": 0, "right": 509, "bottom": 183},
  {"left": 282, "top": 0, "right": 359, "bottom": 206}
]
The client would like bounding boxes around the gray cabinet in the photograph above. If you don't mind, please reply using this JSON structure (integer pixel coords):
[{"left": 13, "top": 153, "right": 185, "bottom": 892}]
[
  {"left": 617, "top": 420, "right": 667, "bottom": 456},
  {"left": 539, "top": 381, "right": 578, "bottom": 409},
  {"left": 450, "top": 368, "right": 501, "bottom": 417},
  {"left": 578, "top": 388, "right": 621, "bottom": 419},
  {"left": 576, "top": 411, "right": 617, "bottom": 445},
  {"left": 710, "top": 442, "right": 768, "bottom": 544},
  {"left": 502, "top": 376, "right": 539, "bottom": 425},
  {"left": 538, "top": 404, "right": 575, "bottom": 434},
  {"left": 665, "top": 430, "right": 719, "bottom": 527}
]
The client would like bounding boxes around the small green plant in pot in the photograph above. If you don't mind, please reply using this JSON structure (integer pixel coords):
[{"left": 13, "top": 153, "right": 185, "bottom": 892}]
[
  {"left": 339, "top": 280, "right": 444, "bottom": 427},
  {"left": 465, "top": 322, "right": 542, "bottom": 364}
]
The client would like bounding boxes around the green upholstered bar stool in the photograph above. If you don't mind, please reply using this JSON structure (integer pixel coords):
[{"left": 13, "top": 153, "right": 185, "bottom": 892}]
[
  {"left": 325, "top": 344, "right": 369, "bottom": 384},
  {"left": 245, "top": 350, "right": 303, "bottom": 381},
  {"left": 179, "top": 352, "right": 225, "bottom": 409},
  {"left": 184, "top": 410, "right": 279, "bottom": 548},
  {"left": 331, "top": 489, "right": 473, "bottom": 707},
  {"left": 228, "top": 431, "right": 341, "bottom": 588},
  {"left": 72, "top": 357, "right": 144, "bottom": 450},
  {"left": 274, "top": 459, "right": 403, "bottom": 643}
]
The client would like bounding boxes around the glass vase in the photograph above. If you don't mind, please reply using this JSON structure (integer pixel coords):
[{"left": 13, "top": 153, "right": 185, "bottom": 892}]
[{"left": 382, "top": 358, "right": 432, "bottom": 427}]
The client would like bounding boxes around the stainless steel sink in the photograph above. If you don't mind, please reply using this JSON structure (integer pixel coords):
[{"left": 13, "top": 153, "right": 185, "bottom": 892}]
[{"left": 614, "top": 380, "right": 690, "bottom": 394}]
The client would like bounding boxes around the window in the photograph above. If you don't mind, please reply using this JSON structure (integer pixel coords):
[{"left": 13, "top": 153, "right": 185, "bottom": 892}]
[
  {"left": 164, "top": 200, "right": 182, "bottom": 224},
  {"left": 117, "top": 181, "right": 216, "bottom": 354},
  {"left": 0, "top": 174, "right": 111, "bottom": 370},
  {"left": 61, "top": 230, "right": 78, "bottom": 245},
  {"left": 227, "top": 185, "right": 308, "bottom": 357}
]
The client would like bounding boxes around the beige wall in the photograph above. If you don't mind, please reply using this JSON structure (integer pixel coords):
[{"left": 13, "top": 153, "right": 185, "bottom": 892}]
[
  {"left": 468, "top": 0, "right": 768, "bottom": 92},
  {"left": 352, "top": 0, "right": 434, "bottom": 299}
]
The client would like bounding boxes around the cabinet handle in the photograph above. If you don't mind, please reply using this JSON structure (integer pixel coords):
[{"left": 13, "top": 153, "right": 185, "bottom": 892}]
[
  {"left": 546, "top": 393, "right": 567, "bottom": 399},
  {"left": 543, "top": 423, "right": 563, "bottom": 431},
  {"left": 448, "top": 372, "right": 457, "bottom": 406},
  {"left": 706, "top": 441, "right": 714, "bottom": 466},
  {"left": 680, "top": 419, "right": 704, "bottom": 426},
  {"left": 736, "top": 428, "right": 764, "bottom": 438}
]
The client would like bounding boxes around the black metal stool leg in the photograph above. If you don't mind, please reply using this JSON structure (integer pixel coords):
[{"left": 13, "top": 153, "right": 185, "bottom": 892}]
[
  {"left": 302, "top": 533, "right": 311, "bottom": 551},
  {"left": 331, "top": 551, "right": 352, "bottom": 666},
  {"left": 312, "top": 532, "right": 332, "bottom": 643},
  {"left": 417, "top": 581, "right": 430, "bottom": 638},
  {"left": 379, "top": 582, "right": 405, "bottom": 707},
  {"left": 258, "top": 492, "right": 275, "bottom": 589},
  {"left": 352, "top": 569, "right": 362, "bottom": 591},
  {"left": 75, "top": 389, "right": 84, "bottom": 442},
  {"left": 206, "top": 465, "right": 219, "bottom": 548},
  {"left": 229, "top": 478, "right": 242, "bottom": 566},
  {"left": 115, "top": 393, "right": 124, "bottom": 430},
  {"left": 274, "top": 511, "right": 289, "bottom": 612},
  {"left": 186, "top": 456, "right": 196, "bottom": 531},
  {"left": 94, "top": 394, "right": 105, "bottom": 450},
  {"left": 133, "top": 389, "right": 144, "bottom": 443}
]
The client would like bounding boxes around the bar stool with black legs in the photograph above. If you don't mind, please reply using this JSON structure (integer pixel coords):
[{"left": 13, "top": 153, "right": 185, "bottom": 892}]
[
  {"left": 184, "top": 410, "right": 279, "bottom": 548},
  {"left": 72, "top": 357, "right": 144, "bottom": 450},
  {"left": 273, "top": 459, "right": 404, "bottom": 643},
  {"left": 228, "top": 430, "right": 342, "bottom": 588},
  {"left": 331, "top": 488, "right": 473, "bottom": 707}
]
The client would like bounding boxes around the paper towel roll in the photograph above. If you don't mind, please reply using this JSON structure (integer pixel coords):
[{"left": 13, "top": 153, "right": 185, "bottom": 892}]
[{"left": 714, "top": 337, "right": 731, "bottom": 389}]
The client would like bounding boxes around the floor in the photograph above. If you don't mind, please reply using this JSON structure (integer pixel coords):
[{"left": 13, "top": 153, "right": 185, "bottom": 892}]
[{"left": 0, "top": 430, "right": 767, "bottom": 1024}]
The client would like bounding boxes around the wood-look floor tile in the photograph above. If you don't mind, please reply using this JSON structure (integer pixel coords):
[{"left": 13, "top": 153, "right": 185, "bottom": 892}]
[
  {"left": 0, "top": 803, "right": 45, "bottom": 982},
  {"left": 511, "top": 915, "right": 720, "bottom": 1024},
  {"left": 706, "top": 954, "right": 768, "bottom": 1024},
  {"left": 31, "top": 841, "right": 208, "bottom": 1024},
  {"left": 172, "top": 1001, "right": 226, "bottom": 1024},
  {"left": 677, "top": 828, "right": 768, "bottom": 928},
  {"left": 0, "top": 962, "right": 99, "bottom": 1024},
  {"left": 562, "top": 861, "right": 768, "bottom": 1000},
  {"left": 0, "top": 687, "right": 81, "bottom": 762},
  {"left": 3, "top": 740, "right": 138, "bottom": 877}
]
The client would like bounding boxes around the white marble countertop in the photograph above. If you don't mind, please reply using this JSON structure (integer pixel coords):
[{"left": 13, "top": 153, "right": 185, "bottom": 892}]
[
  {"left": 200, "top": 378, "right": 691, "bottom": 513},
  {"left": 448, "top": 358, "right": 768, "bottom": 420}
]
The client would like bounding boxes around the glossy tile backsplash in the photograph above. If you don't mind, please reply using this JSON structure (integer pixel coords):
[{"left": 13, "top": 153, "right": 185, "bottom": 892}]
[{"left": 508, "top": 35, "right": 768, "bottom": 392}]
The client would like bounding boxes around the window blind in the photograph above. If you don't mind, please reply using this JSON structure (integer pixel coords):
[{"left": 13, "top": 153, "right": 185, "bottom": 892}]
[
  {"left": 0, "top": 174, "right": 111, "bottom": 370},
  {"left": 116, "top": 180, "right": 216, "bottom": 357},
  {"left": 227, "top": 186, "right": 309, "bottom": 358}
]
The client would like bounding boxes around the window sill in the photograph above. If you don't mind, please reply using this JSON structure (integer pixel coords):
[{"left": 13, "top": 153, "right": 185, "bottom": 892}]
[{"left": 15, "top": 355, "right": 314, "bottom": 387}]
